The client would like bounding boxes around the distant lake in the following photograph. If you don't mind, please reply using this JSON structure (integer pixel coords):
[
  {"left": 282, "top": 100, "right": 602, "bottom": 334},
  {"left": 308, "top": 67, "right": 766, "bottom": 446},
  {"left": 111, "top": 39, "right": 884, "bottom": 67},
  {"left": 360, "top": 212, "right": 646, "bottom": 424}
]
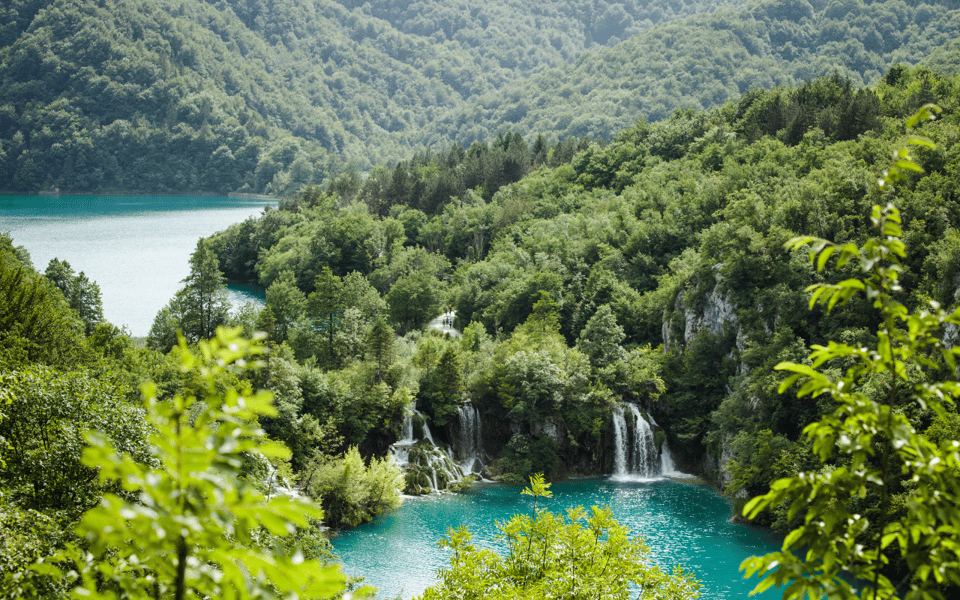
[{"left": 0, "top": 195, "right": 275, "bottom": 336}]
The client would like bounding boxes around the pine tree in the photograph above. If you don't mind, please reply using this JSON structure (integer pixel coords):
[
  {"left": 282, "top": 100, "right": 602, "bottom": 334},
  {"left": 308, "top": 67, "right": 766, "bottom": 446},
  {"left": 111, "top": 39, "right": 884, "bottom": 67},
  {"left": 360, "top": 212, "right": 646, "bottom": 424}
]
[
  {"left": 308, "top": 267, "right": 345, "bottom": 368},
  {"left": 179, "top": 239, "right": 230, "bottom": 342},
  {"left": 366, "top": 317, "right": 395, "bottom": 384},
  {"left": 70, "top": 271, "right": 104, "bottom": 335},
  {"left": 148, "top": 240, "right": 230, "bottom": 349}
]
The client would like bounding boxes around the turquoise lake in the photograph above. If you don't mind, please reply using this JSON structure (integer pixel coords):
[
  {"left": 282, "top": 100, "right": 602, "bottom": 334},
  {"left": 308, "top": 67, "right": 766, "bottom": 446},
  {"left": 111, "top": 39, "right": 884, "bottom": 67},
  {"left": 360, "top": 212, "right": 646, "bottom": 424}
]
[
  {"left": 0, "top": 194, "right": 274, "bottom": 336},
  {"left": 331, "top": 477, "right": 783, "bottom": 599}
]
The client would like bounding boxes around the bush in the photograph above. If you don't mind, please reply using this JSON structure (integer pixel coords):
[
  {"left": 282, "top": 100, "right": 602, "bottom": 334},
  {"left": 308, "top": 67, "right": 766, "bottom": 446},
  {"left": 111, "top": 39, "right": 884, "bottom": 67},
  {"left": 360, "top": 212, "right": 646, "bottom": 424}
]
[
  {"left": 302, "top": 446, "right": 403, "bottom": 529},
  {"left": 417, "top": 475, "right": 700, "bottom": 600}
]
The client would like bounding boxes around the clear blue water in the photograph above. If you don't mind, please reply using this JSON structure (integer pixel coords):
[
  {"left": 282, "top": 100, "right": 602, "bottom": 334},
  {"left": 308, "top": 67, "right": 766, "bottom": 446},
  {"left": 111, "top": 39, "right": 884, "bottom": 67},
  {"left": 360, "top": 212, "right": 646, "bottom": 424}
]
[
  {"left": 0, "top": 194, "right": 274, "bottom": 336},
  {"left": 330, "top": 477, "right": 783, "bottom": 599}
]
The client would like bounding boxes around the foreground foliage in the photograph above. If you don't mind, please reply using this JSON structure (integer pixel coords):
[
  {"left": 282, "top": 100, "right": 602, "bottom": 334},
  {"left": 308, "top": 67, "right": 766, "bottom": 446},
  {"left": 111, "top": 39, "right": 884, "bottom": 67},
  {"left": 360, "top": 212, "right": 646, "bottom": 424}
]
[
  {"left": 417, "top": 474, "right": 700, "bottom": 600},
  {"left": 37, "top": 328, "right": 349, "bottom": 599},
  {"left": 742, "top": 107, "right": 960, "bottom": 598}
]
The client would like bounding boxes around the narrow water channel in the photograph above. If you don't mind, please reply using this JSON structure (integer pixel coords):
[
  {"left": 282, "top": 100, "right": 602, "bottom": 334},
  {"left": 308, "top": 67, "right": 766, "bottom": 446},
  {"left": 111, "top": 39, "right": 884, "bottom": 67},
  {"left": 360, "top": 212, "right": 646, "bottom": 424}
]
[{"left": 330, "top": 477, "right": 783, "bottom": 599}]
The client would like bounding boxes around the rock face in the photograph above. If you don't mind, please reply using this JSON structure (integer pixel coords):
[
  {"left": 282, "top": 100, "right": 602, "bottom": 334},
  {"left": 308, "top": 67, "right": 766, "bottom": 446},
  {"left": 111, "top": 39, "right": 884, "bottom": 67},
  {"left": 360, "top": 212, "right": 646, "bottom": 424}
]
[
  {"left": 663, "top": 267, "right": 744, "bottom": 356},
  {"left": 945, "top": 322, "right": 960, "bottom": 379},
  {"left": 660, "top": 268, "right": 747, "bottom": 489}
]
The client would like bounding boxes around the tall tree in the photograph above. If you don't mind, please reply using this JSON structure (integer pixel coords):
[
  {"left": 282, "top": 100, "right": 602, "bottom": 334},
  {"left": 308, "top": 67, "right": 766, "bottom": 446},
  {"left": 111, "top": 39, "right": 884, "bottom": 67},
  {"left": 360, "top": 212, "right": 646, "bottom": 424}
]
[
  {"left": 44, "top": 259, "right": 104, "bottom": 335},
  {"left": 148, "top": 240, "right": 230, "bottom": 350},
  {"left": 2, "top": 241, "right": 84, "bottom": 368},
  {"left": 266, "top": 270, "right": 306, "bottom": 341},
  {"left": 43, "top": 258, "right": 74, "bottom": 297},
  {"left": 178, "top": 239, "right": 231, "bottom": 342},
  {"left": 366, "top": 317, "right": 395, "bottom": 384},
  {"left": 308, "top": 267, "right": 345, "bottom": 368},
  {"left": 524, "top": 290, "right": 561, "bottom": 344},
  {"left": 576, "top": 304, "right": 626, "bottom": 370},
  {"left": 421, "top": 346, "right": 463, "bottom": 427},
  {"left": 70, "top": 271, "right": 104, "bottom": 335}
]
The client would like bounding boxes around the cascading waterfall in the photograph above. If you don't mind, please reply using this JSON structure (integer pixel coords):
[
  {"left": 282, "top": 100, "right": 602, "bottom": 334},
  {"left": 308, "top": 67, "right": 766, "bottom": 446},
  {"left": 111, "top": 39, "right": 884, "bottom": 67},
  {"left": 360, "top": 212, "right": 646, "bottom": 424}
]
[
  {"left": 420, "top": 412, "right": 436, "bottom": 445},
  {"left": 660, "top": 441, "right": 680, "bottom": 476},
  {"left": 389, "top": 407, "right": 464, "bottom": 494},
  {"left": 612, "top": 403, "right": 660, "bottom": 478},
  {"left": 628, "top": 404, "right": 658, "bottom": 476},
  {"left": 612, "top": 405, "right": 630, "bottom": 475},
  {"left": 456, "top": 404, "right": 485, "bottom": 473},
  {"left": 399, "top": 409, "right": 415, "bottom": 443}
]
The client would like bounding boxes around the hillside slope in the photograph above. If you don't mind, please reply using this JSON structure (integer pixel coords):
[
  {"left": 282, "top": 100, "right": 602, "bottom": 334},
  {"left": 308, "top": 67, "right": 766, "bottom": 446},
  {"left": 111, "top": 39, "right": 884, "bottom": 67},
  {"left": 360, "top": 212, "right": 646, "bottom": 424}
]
[
  {"left": 422, "top": 0, "right": 960, "bottom": 145},
  {"left": 1, "top": 0, "right": 958, "bottom": 194}
]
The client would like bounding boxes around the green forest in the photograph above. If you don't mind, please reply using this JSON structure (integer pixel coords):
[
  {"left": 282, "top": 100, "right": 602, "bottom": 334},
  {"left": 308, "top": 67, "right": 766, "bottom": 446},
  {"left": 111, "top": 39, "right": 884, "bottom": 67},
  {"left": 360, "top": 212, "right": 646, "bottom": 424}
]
[
  {"left": 1, "top": 0, "right": 959, "bottom": 195},
  {"left": 4, "top": 60, "right": 960, "bottom": 597},
  {"left": 4, "top": 0, "right": 960, "bottom": 597}
]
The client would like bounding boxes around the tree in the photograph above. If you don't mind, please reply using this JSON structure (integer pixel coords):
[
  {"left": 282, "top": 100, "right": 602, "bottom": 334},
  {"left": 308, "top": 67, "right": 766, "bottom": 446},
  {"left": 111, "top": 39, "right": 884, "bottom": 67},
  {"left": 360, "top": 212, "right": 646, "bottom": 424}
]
[
  {"left": 576, "top": 304, "right": 627, "bottom": 370},
  {"left": 69, "top": 271, "right": 104, "bottom": 335},
  {"left": 741, "top": 105, "right": 960, "bottom": 600},
  {"left": 421, "top": 347, "right": 463, "bottom": 427},
  {"left": 43, "top": 259, "right": 104, "bottom": 335},
  {"left": 416, "top": 474, "right": 700, "bottom": 600},
  {"left": 1, "top": 239, "right": 84, "bottom": 368},
  {"left": 385, "top": 271, "right": 443, "bottom": 334},
  {"left": 265, "top": 269, "right": 306, "bottom": 341},
  {"left": 366, "top": 316, "right": 395, "bottom": 384},
  {"left": 148, "top": 240, "right": 231, "bottom": 350},
  {"left": 308, "top": 267, "right": 345, "bottom": 367},
  {"left": 0, "top": 366, "right": 150, "bottom": 514},
  {"left": 178, "top": 239, "right": 231, "bottom": 341},
  {"left": 301, "top": 446, "right": 403, "bottom": 529},
  {"left": 524, "top": 290, "right": 561, "bottom": 344},
  {"left": 43, "top": 258, "right": 74, "bottom": 297},
  {"left": 36, "top": 328, "right": 351, "bottom": 599}
]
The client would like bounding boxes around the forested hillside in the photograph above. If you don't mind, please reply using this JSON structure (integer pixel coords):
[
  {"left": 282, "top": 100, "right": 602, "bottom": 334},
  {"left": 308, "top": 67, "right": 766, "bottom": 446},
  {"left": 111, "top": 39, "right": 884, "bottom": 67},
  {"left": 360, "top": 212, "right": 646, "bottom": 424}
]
[
  {"left": 0, "top": 0, "right": 749, "bottom": 195},
  {"left": 2, "top": 0, "right": 959, "bottom": 195},
  {"left": 201, "top": 65, "right": 960, "bottom": 499},
  {"left": 422, "top": 0, "right": 960, "bottom": 145}
]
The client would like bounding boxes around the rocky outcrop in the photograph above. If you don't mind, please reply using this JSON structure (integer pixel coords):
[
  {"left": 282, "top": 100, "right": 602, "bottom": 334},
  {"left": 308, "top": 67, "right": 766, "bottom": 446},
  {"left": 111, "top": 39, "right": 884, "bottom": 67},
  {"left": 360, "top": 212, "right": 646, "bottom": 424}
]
[{"left": 662, "top": 266, "right": 745, "bottom": 356}]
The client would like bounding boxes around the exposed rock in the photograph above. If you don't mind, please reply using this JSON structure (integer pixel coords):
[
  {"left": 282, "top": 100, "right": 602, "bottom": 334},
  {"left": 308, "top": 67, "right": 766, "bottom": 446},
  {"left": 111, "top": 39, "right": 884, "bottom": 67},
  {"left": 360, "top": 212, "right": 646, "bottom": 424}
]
[
  {"left": 530, "top": 418, "right": 565, "bottom": 445},
  {"left": 663, "top": 266, "right": 742, "bottom": 353},
  {"left": 945, "top": 322, "right": 959, "bottom": 379}
]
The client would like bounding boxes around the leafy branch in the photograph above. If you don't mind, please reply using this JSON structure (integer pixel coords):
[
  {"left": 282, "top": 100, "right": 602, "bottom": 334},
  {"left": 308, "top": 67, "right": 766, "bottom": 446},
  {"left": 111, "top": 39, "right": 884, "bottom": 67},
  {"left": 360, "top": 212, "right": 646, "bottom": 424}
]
[{"left": 741, "top": 105, "right": 960, "bottom": 600}]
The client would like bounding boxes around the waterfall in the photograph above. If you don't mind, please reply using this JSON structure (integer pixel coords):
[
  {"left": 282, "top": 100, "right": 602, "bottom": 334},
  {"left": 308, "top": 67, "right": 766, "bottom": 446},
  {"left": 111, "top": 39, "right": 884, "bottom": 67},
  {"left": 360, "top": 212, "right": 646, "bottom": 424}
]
[
  {"left": 388, "top": 406, "right": 464, "bottom": 494},
  {"left": 661, "top": 441, "right": 680, "bottom": 476},
  {"left": 612, "top": 403, "right": 660, "bottom": 479},
  {"left": 420, "top": 410, "right": 436, "bottom": 445},
  {"left": 659, "top": 440, "right": 695, "bottom": 478},
  {"left": 456, "top": 404, "right": 485, "bottom": 473},
  {"left": 628, "top": 404, "right": 658, "bottom": 477},
  {"left": 612, "top": 406, "right": 630, "bottom": 475},
  {"left": 399, "top": 409, "right": 415, "bottom": 443}
]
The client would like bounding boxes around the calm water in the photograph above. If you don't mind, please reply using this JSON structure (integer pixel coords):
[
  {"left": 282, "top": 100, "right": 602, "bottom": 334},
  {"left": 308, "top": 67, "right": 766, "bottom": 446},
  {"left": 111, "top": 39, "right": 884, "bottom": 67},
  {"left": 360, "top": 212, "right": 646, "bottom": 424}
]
[
  {"left": 331, "top": 477, "right": 783, "bottom": 599},
  {"left": 0, "top": 195, "right": 274, "bottom": 336}
]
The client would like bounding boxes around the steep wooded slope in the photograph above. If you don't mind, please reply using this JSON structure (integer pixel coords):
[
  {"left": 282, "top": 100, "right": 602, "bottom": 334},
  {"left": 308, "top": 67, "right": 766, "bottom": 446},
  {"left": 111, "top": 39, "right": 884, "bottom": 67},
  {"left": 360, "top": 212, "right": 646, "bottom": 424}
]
[
  {"left": 421, "top": 0, "right": 960, "bottom": 145},
  {"left": 1, "top": 0, "right": 958, "bottom": 194}
]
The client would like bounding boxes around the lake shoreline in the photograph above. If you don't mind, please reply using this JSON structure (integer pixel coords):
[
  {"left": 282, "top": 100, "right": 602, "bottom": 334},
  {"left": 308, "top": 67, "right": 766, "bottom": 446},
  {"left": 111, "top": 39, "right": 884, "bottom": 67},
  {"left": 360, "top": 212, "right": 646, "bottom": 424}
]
[
  {"left": 2, "top": 195, "right": 273, "bottom": 335},
  {"left": 0, "top": 190, "right": 280, "bottom": 201}
]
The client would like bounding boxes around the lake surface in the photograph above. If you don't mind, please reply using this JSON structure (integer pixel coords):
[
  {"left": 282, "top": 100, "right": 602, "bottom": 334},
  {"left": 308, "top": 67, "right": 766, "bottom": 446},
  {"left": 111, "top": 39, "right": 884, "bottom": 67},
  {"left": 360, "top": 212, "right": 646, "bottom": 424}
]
[
  {"left": 0, "top": 194, "right": 274, "bottom": 336},
  {"left": 331, "top": 477, "right": 783, "bottom": 599}
]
